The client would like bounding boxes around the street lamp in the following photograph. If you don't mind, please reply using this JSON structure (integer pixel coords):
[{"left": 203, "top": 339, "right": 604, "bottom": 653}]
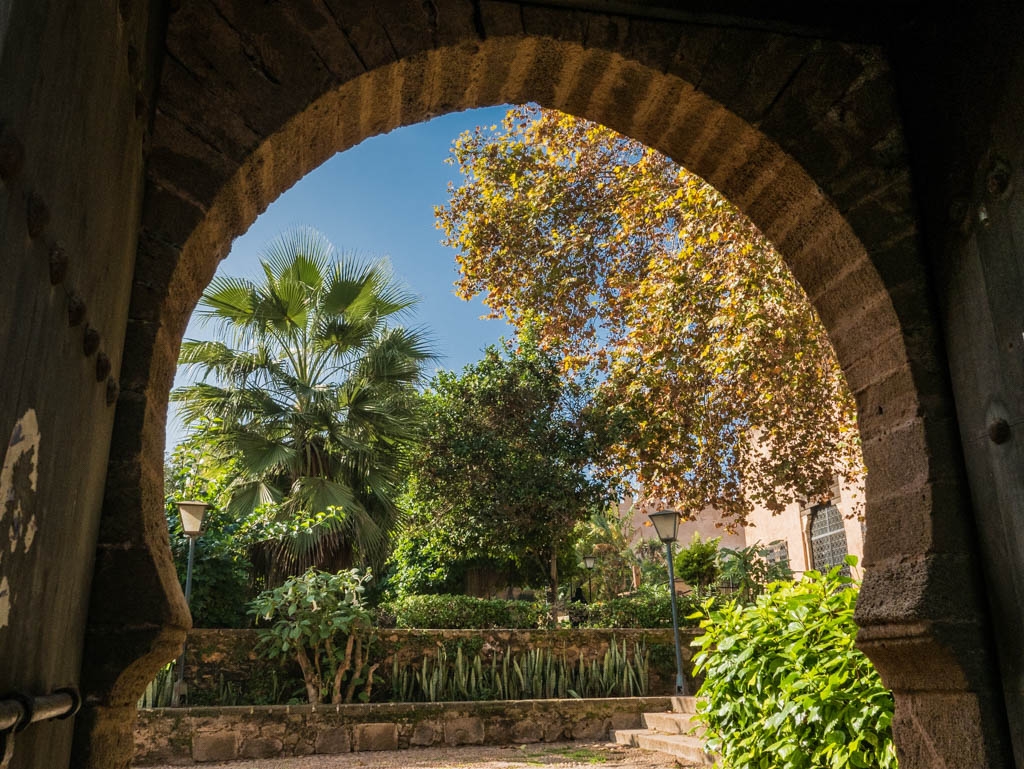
[
  {"left": 648, "top": 509, "right": 688, "bottom": 696},
  {"left": 171, "top": 500, "right": 209, "bottom": 707},
  {"left": 582, "top": 554, "right": 597, "bottom": 602}
]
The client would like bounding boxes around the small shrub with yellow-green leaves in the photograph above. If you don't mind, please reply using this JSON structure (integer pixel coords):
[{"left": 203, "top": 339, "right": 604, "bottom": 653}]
[{"left": 691, "top": 558, "right": 897, "bottom": 769}]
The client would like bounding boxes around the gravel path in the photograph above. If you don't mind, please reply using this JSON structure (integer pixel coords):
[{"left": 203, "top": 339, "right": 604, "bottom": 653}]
[{"left": 139, "top": 742, "right": 687, "bottom": 769}]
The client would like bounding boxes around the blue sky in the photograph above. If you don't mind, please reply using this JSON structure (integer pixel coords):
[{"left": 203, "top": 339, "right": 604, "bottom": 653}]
[{"left": 167, "top": 106, "right": 514, "bottom": 451}]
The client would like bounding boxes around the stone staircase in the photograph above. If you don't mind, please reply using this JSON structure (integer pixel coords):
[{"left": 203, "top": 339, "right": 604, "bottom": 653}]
[{"left": 611, "top": 696, "right": 715, "bottom": 766}]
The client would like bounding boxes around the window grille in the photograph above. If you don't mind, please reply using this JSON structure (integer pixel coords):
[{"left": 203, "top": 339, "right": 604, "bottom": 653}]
[
  {"left": 809, "top": 502, "right": 849, "bottom": 575},
  {"left": 766, "top": 539, "right": 790, "bottom": 568}
]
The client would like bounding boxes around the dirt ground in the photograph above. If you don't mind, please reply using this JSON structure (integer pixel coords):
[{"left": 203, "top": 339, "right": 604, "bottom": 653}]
[{"left": 139, "top": 741, "right": 688, "bottom": 769}]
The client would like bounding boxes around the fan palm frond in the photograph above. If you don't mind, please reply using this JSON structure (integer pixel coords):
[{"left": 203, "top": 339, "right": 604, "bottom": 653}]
[{"left": 175, "top": 227, "right": 434, "bottom": 583}]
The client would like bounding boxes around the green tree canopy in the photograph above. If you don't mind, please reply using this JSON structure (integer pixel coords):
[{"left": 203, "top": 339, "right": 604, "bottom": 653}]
[
  {"left": 405, "top": 333, "right": 615, "bottom": 600},
  {"left": 674, "top": 532, "right": 721, "bottom": 594},
  {"left": 574, "top": 505, "right": 641, "bottom": 602},
  {"left": 172, "top": 227, "right": 434, "bottom": 583},
  {"left": 436, "top": 106, "right": 863, "bottom": 523}
]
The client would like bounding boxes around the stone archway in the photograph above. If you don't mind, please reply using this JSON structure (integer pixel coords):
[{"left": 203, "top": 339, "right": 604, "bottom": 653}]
[{"left": 75, "top": 4, "right": 1010, "bottom": 767}]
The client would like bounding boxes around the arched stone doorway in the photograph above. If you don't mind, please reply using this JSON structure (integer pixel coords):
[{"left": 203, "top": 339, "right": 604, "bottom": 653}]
[{"left": 64, "top": 3, "right": 1012, "bottom": 767}]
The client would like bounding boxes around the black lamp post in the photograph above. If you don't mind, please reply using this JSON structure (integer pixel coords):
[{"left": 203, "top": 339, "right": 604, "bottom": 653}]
[
  {"left": 582, "top": 554, "right": 597, "bottom": 602},
  {"left": 171, "top": 500, "right": 209, "bottom": 707},
  {"left": 648, "top": 509, "right": 687, "bottom": 695}
]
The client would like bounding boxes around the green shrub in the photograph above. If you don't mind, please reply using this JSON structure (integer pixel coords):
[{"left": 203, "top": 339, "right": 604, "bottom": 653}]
[
  {"left": 249, "top": 568, "right": 380, "bottom": 704},
  {"left": 717, "top": 542, "right": 793, "bottom": 604},
  {"left": 169, "top": 536, "right": 252, "bottom": 628},
  {"left": 674, "top": 532, "right": 720, "bottom": 593},
  {"left": 164, "top": 442, "right": 252, "bottom": 628},
  {"left": 386, "top": 594, "right": 547, "bottom": 629},
  {"left": 691, "top": 559, "right": 897, "bottom": 769},
  {"left": 581, "top": 590, "right": 703, "bottom": 628}
]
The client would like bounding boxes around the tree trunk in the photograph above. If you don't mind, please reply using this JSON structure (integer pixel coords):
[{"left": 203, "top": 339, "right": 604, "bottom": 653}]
[
  {"left": 330, "top": 634, "right": 356, "bottom": 704},
  {"left": 343, "top": 635, "right": 364, "bottom": 704},
  {"left": 550, "top": 548, "right": 559, "bottom": 599},
  {"left": 295, "top": 646, "right": 321, "bottom": 704},
  {"left": 548, "top": 547, "right": 560, "bottom": 627}
]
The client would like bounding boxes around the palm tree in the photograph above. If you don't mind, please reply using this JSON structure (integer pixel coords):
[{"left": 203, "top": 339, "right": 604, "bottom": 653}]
[{"left": 172, "top": 227, "right": 434, "bottom": 584}]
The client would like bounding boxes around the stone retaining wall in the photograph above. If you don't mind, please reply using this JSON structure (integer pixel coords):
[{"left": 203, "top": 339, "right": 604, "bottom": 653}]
[
  {"left": 134, "top": 696, "right": 673, "bottom": 765},
  {"left": 182, "top": 628, "right": 699, "bottom": 704}
]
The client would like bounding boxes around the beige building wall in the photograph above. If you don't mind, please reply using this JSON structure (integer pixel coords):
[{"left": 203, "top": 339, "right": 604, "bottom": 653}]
[
  {"left": 623, "top": 480, "right": 865, "bottom": 584},
  {"left": 624, "top": 495, "right": 747, "bottom": 551},
  {"left": 743, "top": 488, "right": 865, "bottom": 579}
]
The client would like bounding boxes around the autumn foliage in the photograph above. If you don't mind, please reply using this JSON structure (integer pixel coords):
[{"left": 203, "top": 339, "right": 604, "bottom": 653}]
[{"left": 436, "top": 106, "right": 863, "bottom": 523}]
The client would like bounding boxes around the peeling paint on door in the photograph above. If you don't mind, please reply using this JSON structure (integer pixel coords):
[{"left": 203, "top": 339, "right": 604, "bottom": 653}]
[
  {"left": 0, "top": 576, "right": 8, "bottom": 629},
  {"left": 0, "top": 408, "right": 41, "bottom": 573}
]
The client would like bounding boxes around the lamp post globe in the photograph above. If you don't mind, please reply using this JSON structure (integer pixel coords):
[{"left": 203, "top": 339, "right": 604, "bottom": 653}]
[
  {"left": 582, "top": 554, "right": 597, "bottom": 602},
  {"left": 177, "top": 500, "right": 209, "bottom": 538},
  {"left": 648, "top": 508, "right": 680, "bottom": 544}
]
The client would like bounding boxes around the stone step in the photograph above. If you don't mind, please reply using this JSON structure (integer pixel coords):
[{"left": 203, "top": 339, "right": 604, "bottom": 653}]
[
  {"left": 612, "top": 729, "right": 715, "bottom": 765},
  {"left": 642, "top": 711, "right": 703, "bottom": 736},
  {"left": 671, "top": 696, "right": 699, "bottom": 713}
]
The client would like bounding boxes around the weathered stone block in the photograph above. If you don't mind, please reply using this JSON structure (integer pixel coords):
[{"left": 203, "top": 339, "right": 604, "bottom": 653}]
[
  {"left": 571, "top": 718, "right": 609, "bottom": 740},
  {"left": 444, "top": 716, "right": 485, "bottom": 746},
  {"left": 484, "top": 719, "right": 512, "bottom": 745},
  {"left": 353, "top": 722, "right": 398, "bottom": 751},
  {"left": 609, "top": 710, "right": 642, "bottom": 730},
  {"left": 239, "top": 736, "right": 283, "bottom": 759},
  {"left": 543, "top": 721, "right": 568, "bottom": 742},
  {"left": 409, "top": 721, "right": 437, "bottom": 746},
  {"left": 511, "top": 718, "right": 543, "bottom": 744},
  {"left": 314, "top": 726, "right": 351, "bottom": 754},
  {"left": 192, "top": 733, "right": 238, "bottom": 762}
]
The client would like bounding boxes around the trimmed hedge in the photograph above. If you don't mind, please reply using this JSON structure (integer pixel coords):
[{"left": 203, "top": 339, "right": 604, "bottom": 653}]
[
  {"left": 576, "top": 593, "right": 703, "bottom": 629},
  {"left": 385, "top": 594, "right": 547, "bottom": 629},
  {"left": 378, "top": 592, "right": 704, "bottom": 630}
]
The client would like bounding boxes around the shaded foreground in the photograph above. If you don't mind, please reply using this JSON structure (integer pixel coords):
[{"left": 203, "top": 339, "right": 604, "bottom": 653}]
[{"left": 137, "top": 741, "right": 689, "bottom": 769}]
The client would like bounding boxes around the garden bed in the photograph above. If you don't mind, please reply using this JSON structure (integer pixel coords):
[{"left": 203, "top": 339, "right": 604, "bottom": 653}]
[
  {"left": 179, "top": 627, "right": 700, "bottom": 705},
  {"left": 134, "top": 696, "right": 674, "bottom": 764}
]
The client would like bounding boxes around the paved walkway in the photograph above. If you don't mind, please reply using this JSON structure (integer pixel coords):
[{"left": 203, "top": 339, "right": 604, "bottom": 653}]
[{"left": 139, "top": 741, "right": 687, "bottom": 768}]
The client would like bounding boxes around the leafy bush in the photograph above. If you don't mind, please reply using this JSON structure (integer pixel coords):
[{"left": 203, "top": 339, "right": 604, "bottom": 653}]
[
  {"left": 575, "top": 506, "right": 644, "bottom": 602},
  {"left": 385, "top": 594, "right": 547, "bottom": 629},
  {"left": 382, "top": 587, "right": 702, "bottom": 629},
  {"left": 580, "top": 589, "right": 703, "bottom": 628},
  {"left": 674, "top": 532, "right": 720, "bottom": 593},
  {"left": 391, "top": 639, "right": 649, "bottom": 701},
  {"left": 249, "top": 568, "right": 380, "bottom": 704},
  {"left": 691, "top": 559, "right": 897, "bottom": 769},
  {"left": 165, "top": 437, "right": 252, "bottom": 628},
  {"left": 718, "top": 542, "right": 792, "bottom": 604},
  {"left": 167, "top": 528, "right": 252, "bottom": 628}
]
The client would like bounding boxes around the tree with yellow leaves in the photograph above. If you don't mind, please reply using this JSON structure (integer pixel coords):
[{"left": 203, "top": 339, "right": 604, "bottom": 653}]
[{"left": 436, "top": 106, "right": 863, "bottom": 524}]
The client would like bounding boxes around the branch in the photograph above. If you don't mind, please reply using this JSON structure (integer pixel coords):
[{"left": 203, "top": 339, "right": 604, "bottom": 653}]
[
  {"left": 331, "top": 634, "right": 356, "bottom": 704},
  {"left": 343, "top": 635, "right": 365, "bottom": 704},
  {"left": 294, "top": 644, "right": 321, "bottom": 704},
  {"left": 363, "top": 662, "right": 381, "bottom": 702}
]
